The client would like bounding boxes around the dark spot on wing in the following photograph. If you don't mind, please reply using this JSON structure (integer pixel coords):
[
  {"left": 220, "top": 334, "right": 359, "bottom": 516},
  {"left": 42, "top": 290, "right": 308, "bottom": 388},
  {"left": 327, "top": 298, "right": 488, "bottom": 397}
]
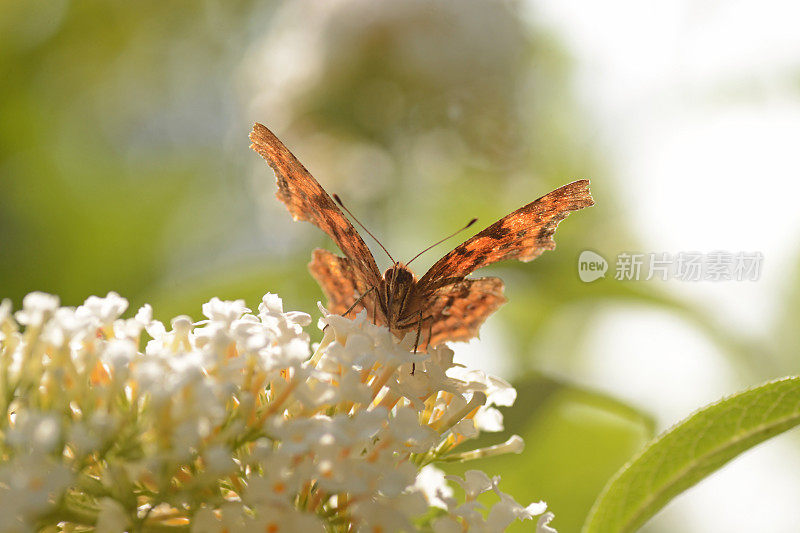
[
  {"left": 457, "top": 246, "right": 475, "bottom": 258},
  {"left": 489, "top": 225, "right": 511, "bottom": 238}
]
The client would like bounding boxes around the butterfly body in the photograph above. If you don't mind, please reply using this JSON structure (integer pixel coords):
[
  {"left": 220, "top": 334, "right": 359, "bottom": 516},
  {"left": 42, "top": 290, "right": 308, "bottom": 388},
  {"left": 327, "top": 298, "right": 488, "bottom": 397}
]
[
  {"left": 250, "top": 122, "right": 594, "bottom": 350},
  {"left": 334, "top": 261, "right": 428, "bottom": 334},
  {"left": 380, "top": 263, "right": 418, "bottom": 331}
]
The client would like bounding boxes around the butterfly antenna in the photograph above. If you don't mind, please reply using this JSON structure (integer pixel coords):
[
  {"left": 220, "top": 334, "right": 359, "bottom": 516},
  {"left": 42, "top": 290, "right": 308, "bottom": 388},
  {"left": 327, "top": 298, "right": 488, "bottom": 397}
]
[
  {"left": 332, "top": 193, "right": 395, "bottom": 263},
  {"left": 406, "top": 218, "right": 478, "bottom": 266}
]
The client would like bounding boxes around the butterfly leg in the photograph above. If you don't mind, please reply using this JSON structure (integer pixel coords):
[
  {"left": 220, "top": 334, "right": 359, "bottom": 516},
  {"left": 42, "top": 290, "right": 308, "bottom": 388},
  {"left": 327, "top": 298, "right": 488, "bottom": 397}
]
[
  {"left": 411, "top": 310, "right": 424, "bottom": 375},
  {"left": 426, "top": 318, "right": 433, "bottom": 351},
  {"left": 413, "top": 310, "right": 424, "bottom": 353},
  {"left": 342, "top": 286, "right": 376, "bottom": 318},
  {"left": 323, "top": 286, "right": 376, "bottom": 334}
]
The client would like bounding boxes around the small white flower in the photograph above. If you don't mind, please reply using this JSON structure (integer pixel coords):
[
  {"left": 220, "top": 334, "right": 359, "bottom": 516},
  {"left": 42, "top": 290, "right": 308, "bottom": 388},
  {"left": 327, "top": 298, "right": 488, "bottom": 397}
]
[
  {"left": 134, "top": 303, "right": 153, "bottom": 325},
  {"left": 172, "top": 315, "right": 194, "bottom": 342},
  {"left": 473, "top": 406, "right": 504, "bottom": 432},
  {"left": 144, "top": 313, "right": 167, "bottom": 340},
  {"left": 112, "top": 318, "right": 141, "bottom": 340},
  {"left": 487, "top": 488, "right": 547, "bottom": 531},
  {"left": 260, "top": 293, "right": 284, "bottom": 315},
  {"left": 78, "top": 292, "right": 128, "bottom": 326},
  {"left": 42, "top": 307, "right": 90, "bottom": 347},
  {"left": 0, "top": 298, "right": 13, "bottom": 324},
  {"left": 113, "top": 303, "right": 155, "bottom": 340},
  {"left": 351, "top": 494, "right": 426, "bottom": 533},
  {"left": 384, "top": 406, "right": 438, "bottom": 451},
  {"left": 450, "top": 418, "right": 479, "bottom": 440},
  {"left": 103, "top": 338, "right": 137, "bottom": 378},
  {"left": 264, "top": 336, "right": 309, "bottom": 370},
  {"left": 15, "top": 292, "right": 59, "bottom": 327},
  {"left": 450, "top": 500, "right": 487, "bottom": 528},
  {"left": 202, "top": 297, "right": 250, "bottom": 325},
  {"left": 375, "top": 460, "right": 419, "bottom": 497},
  {"left": 329, "top": 369, "right": 372, "bottom": 405},
  {"left": 291, "top": 378, "right": 337, "bottom": 408},
  {"left": 537, "top": 511, "right": 557, "bottom": 533},
  {"left": 267, "top": 416, "right": 330, "bottom": 456},
  {"left": 449, "top": 368, "right": 516, "bottom": 407},
  {"left": 446, "top": 470, "right": 496, "bottom": 500},
  {"left": 251, "top": 503, "right": 325, "bottom": 533},
  {"left": 244, "top": 456, "right": 306, "bottom": 507},
  {"left": 7, "top": 412, "right": 62, "bottom": 454},
  {"left": 415, "top": 465, "right": 453, "bottom": 509}
]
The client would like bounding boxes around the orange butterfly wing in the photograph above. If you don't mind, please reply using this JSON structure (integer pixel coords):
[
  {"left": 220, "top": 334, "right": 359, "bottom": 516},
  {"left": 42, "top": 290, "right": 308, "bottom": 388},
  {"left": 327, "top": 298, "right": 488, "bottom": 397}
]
[
  {"left": 308, "top": 248, "right": 385, "bottom": 322},
  {"left": 418, "top": 179, "right": 594, "bottom": 295},
  {"left": 249, "top": 123, "right": 382, "bottom": 290},
  {"left": 422, "top": 277, "right": 507, "bottom": 346}
]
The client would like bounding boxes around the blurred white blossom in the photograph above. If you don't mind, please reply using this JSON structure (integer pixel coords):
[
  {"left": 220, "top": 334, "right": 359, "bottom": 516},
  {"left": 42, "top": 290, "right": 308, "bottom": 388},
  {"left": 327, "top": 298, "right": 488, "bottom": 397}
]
[{"left": 0, "top": 290, "right": 550, "bottom": 531}]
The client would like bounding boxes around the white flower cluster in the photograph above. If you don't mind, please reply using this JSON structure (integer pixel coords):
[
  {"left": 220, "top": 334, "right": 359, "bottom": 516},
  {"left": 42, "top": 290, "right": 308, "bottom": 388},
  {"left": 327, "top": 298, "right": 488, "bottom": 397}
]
[{"left": 0, "top": 292, "right": 554, "bottom": 532}]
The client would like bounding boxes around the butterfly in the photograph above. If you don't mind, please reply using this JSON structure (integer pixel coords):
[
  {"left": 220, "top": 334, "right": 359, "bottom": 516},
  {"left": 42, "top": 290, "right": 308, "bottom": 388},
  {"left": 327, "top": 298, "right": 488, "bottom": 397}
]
[{"left": 250, "top": 122, "right": 594, "bottom": 351}]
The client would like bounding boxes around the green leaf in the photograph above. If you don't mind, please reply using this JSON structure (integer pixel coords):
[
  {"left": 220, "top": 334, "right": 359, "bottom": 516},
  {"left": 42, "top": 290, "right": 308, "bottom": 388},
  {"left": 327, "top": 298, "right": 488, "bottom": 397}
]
[{"left": 583, "top": 376, "right": 800, "bottom": 533}]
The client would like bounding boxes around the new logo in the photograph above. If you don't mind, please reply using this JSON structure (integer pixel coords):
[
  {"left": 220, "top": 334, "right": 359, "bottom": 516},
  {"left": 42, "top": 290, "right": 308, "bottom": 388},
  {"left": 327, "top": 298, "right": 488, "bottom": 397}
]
[{"left": 578, "top": 250, "right": 608, "bottom": 282}]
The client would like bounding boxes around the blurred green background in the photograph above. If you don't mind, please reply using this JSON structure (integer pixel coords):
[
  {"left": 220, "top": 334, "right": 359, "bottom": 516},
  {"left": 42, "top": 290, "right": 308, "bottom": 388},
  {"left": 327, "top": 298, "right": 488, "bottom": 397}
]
[{"left": 2, "top": 1, "right": 798, "bottom": 531}]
